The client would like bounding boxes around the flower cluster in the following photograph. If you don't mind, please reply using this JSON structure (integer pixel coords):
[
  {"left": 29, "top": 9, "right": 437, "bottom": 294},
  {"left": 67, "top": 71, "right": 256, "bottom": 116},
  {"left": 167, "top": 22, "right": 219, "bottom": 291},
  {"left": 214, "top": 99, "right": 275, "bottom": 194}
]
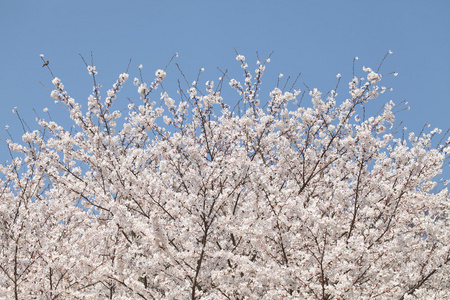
[{"left": 0, "top": 53, "right": 449, "bottom": 299}]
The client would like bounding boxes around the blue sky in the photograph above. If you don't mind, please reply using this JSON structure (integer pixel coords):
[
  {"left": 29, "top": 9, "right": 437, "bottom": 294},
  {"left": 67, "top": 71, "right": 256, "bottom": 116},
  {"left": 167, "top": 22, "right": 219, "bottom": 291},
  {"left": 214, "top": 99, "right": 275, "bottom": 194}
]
[{"left": 0, "top": 1, "right": 449, "bottom": 180}]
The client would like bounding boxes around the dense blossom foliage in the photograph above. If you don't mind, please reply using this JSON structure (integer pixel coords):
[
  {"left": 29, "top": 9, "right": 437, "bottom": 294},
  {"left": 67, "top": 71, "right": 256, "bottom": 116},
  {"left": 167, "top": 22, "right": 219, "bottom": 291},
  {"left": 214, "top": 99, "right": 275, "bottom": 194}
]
[{"left": 0, "top": 53, "right": 449, "bottom": 299}]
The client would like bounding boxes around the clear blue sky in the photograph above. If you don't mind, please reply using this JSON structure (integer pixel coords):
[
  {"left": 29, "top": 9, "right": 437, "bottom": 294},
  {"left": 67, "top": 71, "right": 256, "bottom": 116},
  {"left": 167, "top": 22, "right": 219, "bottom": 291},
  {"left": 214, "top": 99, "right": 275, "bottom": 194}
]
[{"left": 0, "top": 1, "right": 449, "bottom": 178}]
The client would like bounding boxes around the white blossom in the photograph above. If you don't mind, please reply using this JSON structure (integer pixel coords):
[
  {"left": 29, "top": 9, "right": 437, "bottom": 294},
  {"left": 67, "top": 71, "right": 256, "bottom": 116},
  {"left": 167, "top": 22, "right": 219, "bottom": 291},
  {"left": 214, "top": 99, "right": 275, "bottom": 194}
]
[
  {"left": 155, "top": 69, "right": 166, "bottom": 80},
  {"left": 87, "top": 65, "right": 97, "bottom": 75},
  {"left": 1, "top": 54, "right": 448, "bottom": 300}
]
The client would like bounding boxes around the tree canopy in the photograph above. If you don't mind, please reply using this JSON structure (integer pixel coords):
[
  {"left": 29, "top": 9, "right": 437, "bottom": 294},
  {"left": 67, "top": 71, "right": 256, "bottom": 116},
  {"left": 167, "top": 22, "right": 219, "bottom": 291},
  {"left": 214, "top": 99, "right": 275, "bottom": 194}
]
[{"left": 0, "top": 52, "right": 449, "bottom": 299}]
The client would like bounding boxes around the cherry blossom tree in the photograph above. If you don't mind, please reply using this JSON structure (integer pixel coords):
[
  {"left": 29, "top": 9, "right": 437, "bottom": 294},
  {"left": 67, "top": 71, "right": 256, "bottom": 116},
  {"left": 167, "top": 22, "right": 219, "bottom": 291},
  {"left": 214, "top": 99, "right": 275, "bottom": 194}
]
[{"left": 0, "top": 51, "right": 449, "bottom": 299}]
